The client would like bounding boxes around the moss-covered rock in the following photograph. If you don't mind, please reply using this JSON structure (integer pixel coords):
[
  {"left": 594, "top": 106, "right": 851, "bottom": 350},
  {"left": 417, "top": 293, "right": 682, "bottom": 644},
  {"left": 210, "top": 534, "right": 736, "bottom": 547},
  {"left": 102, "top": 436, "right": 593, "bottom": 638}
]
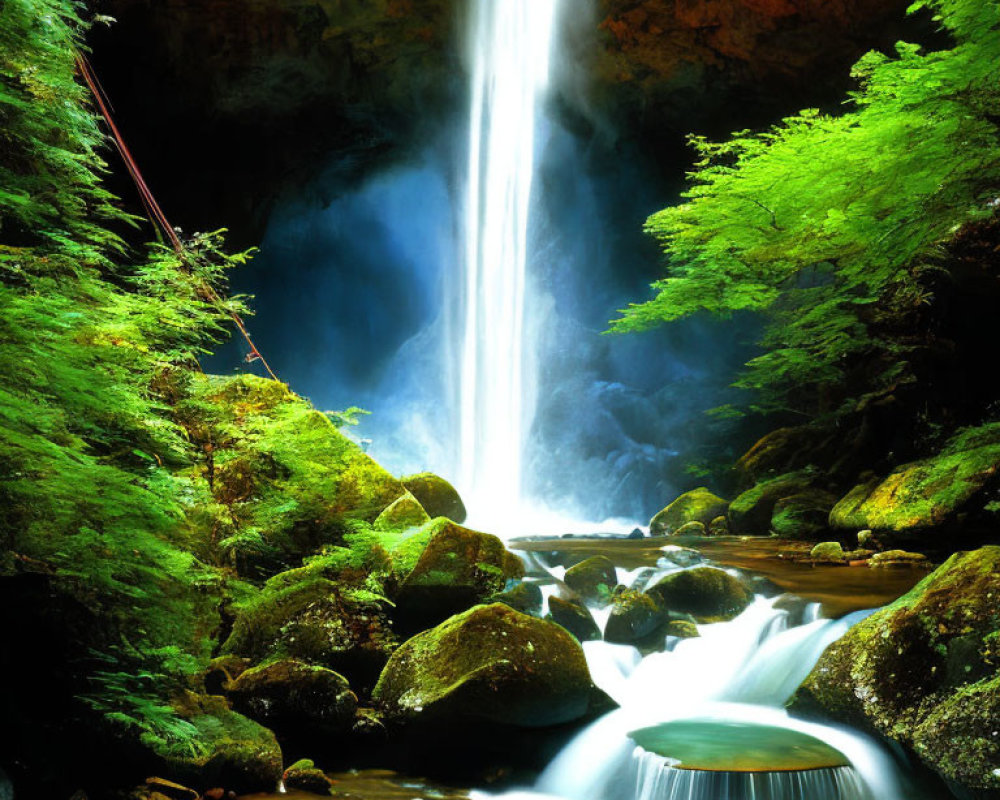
[
  {"left": 666, "top": 620, "right": 700, "bottom": 639},
  {"left": 282, "top": 759, "right": 334, "bottom": 795},
  {"left": 604, "top": 589, "right": 669, "bottom": 644},
  {"left": 547, "top": 595, "right": 601, "bottom": 642},
  {"left": 829, "top": 425, "right": 1000, "bottom": 536},
  {"left": 646, "top": 568, "right": 754, "bottom": 623},
  {"left": 791, "top": 546, "right": 1000, "bottom": 794},
  {"left": 708, "top": 516, "right": 729, "bottom": 536},
  {"left": 394, "top": 519, "right": 524, "bottom": 634},
  {"left": 373, "top": 604, "right": 600, "bottom": 729},
  {"left": 491, "top": 581, "right": 544, "bottom": 616},
  {"left": 771, "top": 489, "right": 838, "bottom": 540},
  {"left": 221, "top": 578, "right": 397, "bottom": 689},
  {"left": 729, "top": 472, "right": 815, "bottom": 535},
  {"left": 674, "top": 520, "right": 708, "bottom": 537},
  {"left": 373, "top": 491, "right": 430, "bottom": 532},
  {"left": 152, "top": 693, "right": 282, "bottom": 794},
  {"left": 176, "top": 374, "right": 407, "bottom": 577},
  {"left": 867, "top": 550, "right": 931, "bottom": 568},
  {"left": 226, "top": 658, "right": 357, "bottom": 737},
  {"left": 809, "top": 542, "right": 846, "bottom": 562},
  {"left": 563, "top": 556, "right": 617, "bottom": 604},
  {"left": 401, "top": 473, "right": 467, "bottom": 523},
  {"left": 650, "top": 488, "right": 729, "bottom": 535}
]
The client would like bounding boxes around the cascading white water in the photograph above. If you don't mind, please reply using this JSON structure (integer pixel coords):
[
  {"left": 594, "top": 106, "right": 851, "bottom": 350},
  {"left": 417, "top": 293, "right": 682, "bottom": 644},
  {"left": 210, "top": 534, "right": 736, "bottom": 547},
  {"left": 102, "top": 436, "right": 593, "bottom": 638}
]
[
  {"left": 474, "top": 561, "right": 910, "bottom": 800},
  {"left": 459, "top": 0, "right": 559, "bottom": 526}
]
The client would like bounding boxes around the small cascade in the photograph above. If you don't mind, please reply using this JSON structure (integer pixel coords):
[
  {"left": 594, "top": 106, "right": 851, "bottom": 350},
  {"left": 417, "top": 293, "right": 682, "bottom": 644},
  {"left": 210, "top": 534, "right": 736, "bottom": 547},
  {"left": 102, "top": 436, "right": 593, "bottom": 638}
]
[{"left": 631, "top": 749, "right": 872, "bottom": 800}]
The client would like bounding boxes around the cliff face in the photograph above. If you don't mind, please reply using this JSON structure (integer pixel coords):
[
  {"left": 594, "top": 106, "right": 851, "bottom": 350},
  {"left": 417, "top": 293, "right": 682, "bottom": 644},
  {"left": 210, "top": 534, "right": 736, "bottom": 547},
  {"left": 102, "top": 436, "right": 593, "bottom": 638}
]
[{"left": 90, "top": 0, "right": 919, "bottom": 238}]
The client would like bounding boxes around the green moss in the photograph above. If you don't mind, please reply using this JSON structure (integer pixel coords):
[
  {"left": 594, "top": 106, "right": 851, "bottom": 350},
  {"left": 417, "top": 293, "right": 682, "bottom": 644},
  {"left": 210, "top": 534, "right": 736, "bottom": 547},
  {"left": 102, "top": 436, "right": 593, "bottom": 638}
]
[
  {"left": 373, "top": 604, "right": 597, "bottom": 728},
  {"left": 646, "top": 567, "right": 753, "bottom": 623},
  {"left": 374, "top": 491, "right": 431, "bottom": 532},
  {"left": 400, "top": 473, "right": 467, "bottom": 523},
  {"left": 564, "top": 556, "right": 618, "bottom": 604},
  {"left": 830, "top": 424, "right": 1000, "bottom": 532},
  {"left": 650, "top": 488, "right": 728, "bottom": 535},
  {"left": 729, "top": 471, "right": 815, "bottom": 535},
  {"left": 605, "top": 589, "right": 669, "bottom": 644}
]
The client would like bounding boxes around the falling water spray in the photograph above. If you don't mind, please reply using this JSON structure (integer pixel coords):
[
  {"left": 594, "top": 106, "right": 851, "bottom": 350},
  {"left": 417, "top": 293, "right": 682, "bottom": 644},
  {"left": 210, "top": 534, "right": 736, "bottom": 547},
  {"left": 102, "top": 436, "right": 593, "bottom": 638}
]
[{"left": 458, "top": 0, "right": 560, "bottom": 527}]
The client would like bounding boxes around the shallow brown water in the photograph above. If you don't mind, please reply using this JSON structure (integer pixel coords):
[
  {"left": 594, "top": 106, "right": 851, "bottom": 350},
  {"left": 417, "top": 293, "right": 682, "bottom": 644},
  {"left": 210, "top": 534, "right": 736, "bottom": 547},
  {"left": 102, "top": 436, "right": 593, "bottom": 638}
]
[
  {"left": 512, "top": 535, "right": 929, "bottom": 618},
  {"left": 239, "top": 768, "right": 470, "bottom": 800}
]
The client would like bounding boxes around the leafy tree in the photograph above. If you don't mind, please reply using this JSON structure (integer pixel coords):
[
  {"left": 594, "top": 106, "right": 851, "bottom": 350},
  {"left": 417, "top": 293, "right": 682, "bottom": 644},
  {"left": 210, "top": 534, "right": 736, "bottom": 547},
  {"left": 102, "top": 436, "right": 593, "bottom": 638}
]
[{"left": 612, "top": 0, "right": 1000, "bottom": 421}]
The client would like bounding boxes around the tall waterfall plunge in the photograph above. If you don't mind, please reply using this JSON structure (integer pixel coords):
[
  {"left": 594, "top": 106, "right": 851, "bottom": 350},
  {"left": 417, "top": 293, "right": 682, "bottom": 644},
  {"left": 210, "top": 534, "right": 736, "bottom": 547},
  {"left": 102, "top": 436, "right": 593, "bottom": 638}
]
[{"left": 457, "top": 0, "right": 560, "bottom": 527}]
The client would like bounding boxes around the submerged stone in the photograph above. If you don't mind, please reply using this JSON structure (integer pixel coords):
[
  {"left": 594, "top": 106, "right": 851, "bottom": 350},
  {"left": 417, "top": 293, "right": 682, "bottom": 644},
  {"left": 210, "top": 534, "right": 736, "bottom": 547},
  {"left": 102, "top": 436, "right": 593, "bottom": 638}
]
[
  {"left": 650, "top": 488, "right": 729, "bottom": 536},
  {"left": 564, "top": 556, "right": 617, "bottom": 604},
  {"left": 401, "top": 473, "right": 467, "bottom": 523},
  {"left": 628, "top": 719, "right": 849, "bottom": 772},
  {"left": 373, "top": 604, "right": 601, "bottom": 729},
  {"left": 646, "top": 567, "right": 753, "bottom": 623}
]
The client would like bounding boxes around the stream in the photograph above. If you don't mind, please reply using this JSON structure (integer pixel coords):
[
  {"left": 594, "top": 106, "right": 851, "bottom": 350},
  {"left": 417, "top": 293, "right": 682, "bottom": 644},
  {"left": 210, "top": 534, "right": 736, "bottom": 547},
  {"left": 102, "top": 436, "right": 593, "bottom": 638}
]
[{"left": 241, "top": 535, "right": 931, "bottom": 800}]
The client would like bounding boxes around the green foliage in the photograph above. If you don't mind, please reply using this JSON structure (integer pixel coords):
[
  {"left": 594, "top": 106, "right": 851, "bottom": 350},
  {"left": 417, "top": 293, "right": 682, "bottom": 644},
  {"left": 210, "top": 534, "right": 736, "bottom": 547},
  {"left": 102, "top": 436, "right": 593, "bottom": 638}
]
[{"left": 612, "top": 0, "right": 1000, "bottom": 419}]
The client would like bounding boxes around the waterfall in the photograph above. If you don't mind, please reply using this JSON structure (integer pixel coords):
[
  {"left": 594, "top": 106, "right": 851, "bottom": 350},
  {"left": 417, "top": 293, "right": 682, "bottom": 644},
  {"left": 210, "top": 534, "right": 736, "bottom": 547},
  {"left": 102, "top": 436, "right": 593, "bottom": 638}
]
[{"left": 458, "top": 0, "right": 559, "bottom": 526}]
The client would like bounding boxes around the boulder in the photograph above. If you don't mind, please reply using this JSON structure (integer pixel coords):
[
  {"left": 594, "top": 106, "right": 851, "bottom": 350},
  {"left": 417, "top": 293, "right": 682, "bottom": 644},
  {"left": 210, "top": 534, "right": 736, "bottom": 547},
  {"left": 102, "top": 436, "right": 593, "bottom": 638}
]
[
  {"left": 563, "top": 556, "right": 617, "bottom": 604},
  {"left": 547, "top": 595, "right": 601, "bottom": 642},
  {"left": 282, "top": 759, "right": 334, "bottom": 795},
  {"left": 646, "top": 567, "right": 754, "bottom": 623},
  {"left": 373, "top": 491, "right": 430, "bottom": 532},
  {"left": 491, "top": 581, "right": 544, "bottom": 616},
  {"left": 394, "top": 519, "right": 525, "bottom": 634},
  {"left": 373, "top": 604, "right": 601, "bottom": 729},
  {"left": 649, "top": 488, "right": 729, "bottom": 536},
  {"left": 708, "top": 516, "right": 729, "bottom": 536},
  {"left": 674, "top": 520, "right": 707, "bottom": 537},
  {"left": 604, "top": 589, "right": 669, "bottom": 644},
  {"left": 809, "top": 542, "right": 846, "bottom": 563},
  {"left": 226, "top": 659, "right": 357, "bottom": 737},
  {"left": 153, "top": 693, "right": 282, "bottom": 794},
  {"left": 401, "top": 473, "right": 467, "bottom": 523},
  {"left": 791, "top": 546, "right": 1000, "bottom": 795},
  {"left": 221, "top": 579, "right": 397, "bottom": 689},
  {"left": 735, "top": 426, "right": 815, "bottom": 486},
  {"left": 770, "top": 489, "right": 838, "bottom": 540},
  {"left": 729, "top": 472, "right": 814, "bottom": 535},
  {"left": 829, "top": 423, "right": 1000, "bottom": 536}
]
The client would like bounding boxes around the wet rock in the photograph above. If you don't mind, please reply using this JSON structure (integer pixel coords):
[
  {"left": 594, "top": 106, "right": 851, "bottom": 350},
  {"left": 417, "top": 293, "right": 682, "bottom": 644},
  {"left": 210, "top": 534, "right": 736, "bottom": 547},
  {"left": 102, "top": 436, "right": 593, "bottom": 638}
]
[
  {"left": 547, "top": 595, "right": 601, "bottom": 642},
  {"left": 729, "top": 471, "right": 815, "bottom": 535},
  {"left": 657, "top": 545, "right": 703, "bottom": 568},
  {"left": 649, "top": 488, "right": 729, "bottom": 535},
  {"left": 221, "top": 578, "right": 397, "bottom": 689},
  {"left": 627, "top": 527, "right": 646, "bottom": 539},
  {"left": 867, "top": 549, "right": 930, "bottom": 568},
  {"left": 674, "top": 520, "right": 708, "bottom": 537},
  {"left": 282, "top": 760, "right": 333, "bottom": 796},
  {"left": 152, "top": 693, "right": 282, "bottom": 794},
  {"left": 809, "top": 542, "right": 846, "bottom": 562},
  {"left": 394, "top": 519, "right": 525, "bottom": 634},
  {"left": 665, "top": 620, "right": 700, "bottom": 638},
  {"left": 373, "top": 604, "right": 601, "bottom": 728},
  {"left": 708, "top": 516, "right": 729, "bottom": 536},
  {"left": 491, "top": 581, "right": 544, "bottom": 616},
  {"left": 770, "top": 489, "right": 838, "bottom": 540},
  {"left": 646, "top": 567, "right": 754, "bottom": 623},
  {"left": 373, "top": 491, "right": 430, "bottom": 532},
  {"left": 564, "top": 556, "right": 618, "bottom": 604},
  {"left": 227, "top": 659, "right": 357, "bottom": 737},
  {"left": 829, "top": 424, "right": 1000, "bottom": 536},
  {"left": 604, "top": 589, "right": 669, "bottom": 644},
  {"left": 791, "top": 546, "right": 1000, "bottom": 795},
  {"left": 401, "top": 473, "right": 467, "bottom": 524},
  {"left": 857, "top": 529, "right": 875, "bottom": 548}
]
